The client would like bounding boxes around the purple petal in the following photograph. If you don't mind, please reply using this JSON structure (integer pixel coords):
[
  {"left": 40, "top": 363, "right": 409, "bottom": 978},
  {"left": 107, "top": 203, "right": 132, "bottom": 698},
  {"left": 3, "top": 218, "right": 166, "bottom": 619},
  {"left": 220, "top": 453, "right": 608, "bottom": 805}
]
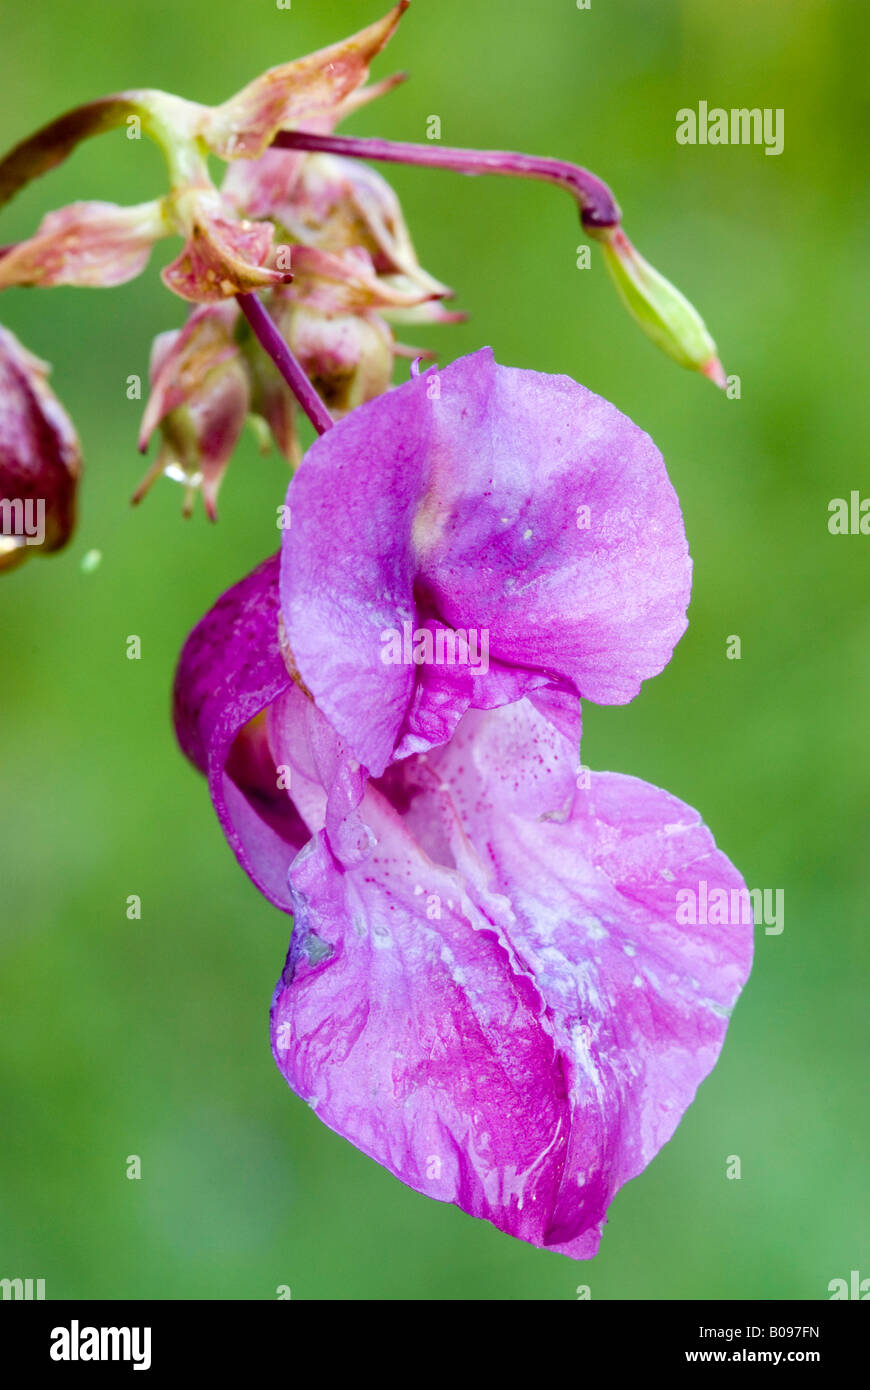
[
  {"left": 281, "top": 348, "right": 690, "bottom": 775},
  {"left": 173, "top": 555, "right": 307, "bottom": 912}
]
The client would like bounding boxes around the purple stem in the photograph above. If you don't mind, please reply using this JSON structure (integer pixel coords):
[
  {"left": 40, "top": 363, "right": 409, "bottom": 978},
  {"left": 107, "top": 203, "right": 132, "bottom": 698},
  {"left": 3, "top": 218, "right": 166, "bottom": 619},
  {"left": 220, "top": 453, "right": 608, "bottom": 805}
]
[
  {"left": 272, "top": 130, "right": 621, "bottom": 231},
  {"left": 237, "top": 292, "right": 333, "bottom": 436}
]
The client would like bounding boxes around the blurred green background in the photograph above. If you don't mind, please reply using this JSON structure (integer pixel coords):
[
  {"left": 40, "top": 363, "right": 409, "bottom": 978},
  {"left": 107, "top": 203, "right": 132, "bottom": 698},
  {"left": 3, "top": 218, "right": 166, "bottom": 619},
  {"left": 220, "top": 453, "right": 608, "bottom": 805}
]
[{"left": 1, "top": 0, "right": 866, "bottom": 1300}]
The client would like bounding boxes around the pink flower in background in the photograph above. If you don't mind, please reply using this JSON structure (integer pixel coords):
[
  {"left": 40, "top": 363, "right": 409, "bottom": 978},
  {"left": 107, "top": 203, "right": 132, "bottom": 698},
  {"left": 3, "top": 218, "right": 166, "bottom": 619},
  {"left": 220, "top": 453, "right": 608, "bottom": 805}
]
[
  {"left": 173, "top": 351, "right": 752, "bottom": 1256},
  {"left": 0, "top": 323, "right": 81, "bottom": 570}
]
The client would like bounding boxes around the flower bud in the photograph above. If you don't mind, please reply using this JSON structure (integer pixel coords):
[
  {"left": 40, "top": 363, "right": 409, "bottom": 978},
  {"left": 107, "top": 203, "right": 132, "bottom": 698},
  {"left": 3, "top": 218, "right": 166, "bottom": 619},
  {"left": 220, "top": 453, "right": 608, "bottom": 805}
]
[{"left": 595, "top": 227, "right": 726, "bottom": 385}]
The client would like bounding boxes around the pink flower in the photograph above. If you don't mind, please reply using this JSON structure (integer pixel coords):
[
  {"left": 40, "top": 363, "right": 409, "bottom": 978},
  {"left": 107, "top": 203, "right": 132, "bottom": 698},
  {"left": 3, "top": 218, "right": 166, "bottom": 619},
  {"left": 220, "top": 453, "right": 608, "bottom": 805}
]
[{"left": 173, "top": 351, "right": 752, "bottom": 1256}]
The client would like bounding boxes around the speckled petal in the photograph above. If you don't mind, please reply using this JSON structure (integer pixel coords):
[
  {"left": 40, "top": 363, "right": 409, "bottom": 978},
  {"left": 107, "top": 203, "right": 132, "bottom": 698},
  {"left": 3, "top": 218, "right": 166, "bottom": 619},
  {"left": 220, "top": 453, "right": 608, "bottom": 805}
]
[
  {"left": 139, "top": 303, "right": 240, "bottom": 448},
  {"left": 270, "top": 698, "right": 752, "bottom": 1256},
  {"left": 271, "top": 802, "right": 572, "bottom": 1251},
  {"left": 265, "top": 683, "right": 373, "bottom": 868},
  {"left": 162, "top": 196, "right": 292, "bottom": 303}
]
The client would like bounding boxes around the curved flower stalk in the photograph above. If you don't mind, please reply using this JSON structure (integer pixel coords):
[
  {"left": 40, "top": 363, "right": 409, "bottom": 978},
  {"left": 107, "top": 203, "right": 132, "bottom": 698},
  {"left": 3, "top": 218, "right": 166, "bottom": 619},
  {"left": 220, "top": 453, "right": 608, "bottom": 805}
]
[
  {"left": 272, "top": 128, "right": 726, "bottom": 386},
  {"left": 223, "top": 148, "right": 450, "bottom": 303},
  {"left": 173, "top": 351, "right": 752, "bottom": 1256}
]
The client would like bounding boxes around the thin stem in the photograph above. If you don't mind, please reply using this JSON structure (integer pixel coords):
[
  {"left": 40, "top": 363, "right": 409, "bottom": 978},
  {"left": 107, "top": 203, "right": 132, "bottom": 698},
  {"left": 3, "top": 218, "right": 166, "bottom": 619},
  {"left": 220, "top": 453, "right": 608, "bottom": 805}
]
[
  {"left": 236, "top": 292, "right": 333, "bottom": 436},
  {"left": 272, "top": 130, "right": 621, "bottom": 231}
]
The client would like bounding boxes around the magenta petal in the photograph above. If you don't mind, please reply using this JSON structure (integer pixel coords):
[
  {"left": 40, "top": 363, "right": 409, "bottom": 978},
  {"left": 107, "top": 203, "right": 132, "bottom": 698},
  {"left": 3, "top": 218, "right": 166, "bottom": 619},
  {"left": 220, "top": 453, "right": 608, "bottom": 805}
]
[
  {"left": 173, "top": 555, "right": 307, "bottom": 912},
  {"left": 281, "top": 348, "right": 690, "bottom": 775},
  {"left": 271, "top": 699, "right": 752, "bottom": 1257}
]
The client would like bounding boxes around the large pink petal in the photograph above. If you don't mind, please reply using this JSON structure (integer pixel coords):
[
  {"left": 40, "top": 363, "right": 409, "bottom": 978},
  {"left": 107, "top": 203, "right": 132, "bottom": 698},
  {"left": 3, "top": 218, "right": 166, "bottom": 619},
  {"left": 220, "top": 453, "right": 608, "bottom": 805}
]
[{"left": 281, "top": 348, "right": 690, "bottom": 776}]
